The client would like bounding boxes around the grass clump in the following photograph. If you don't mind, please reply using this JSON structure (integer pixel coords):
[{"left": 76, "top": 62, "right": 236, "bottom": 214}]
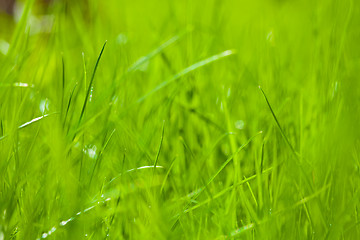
[{"left": 0, "top": 0, "right": 359, "bottom": 239}]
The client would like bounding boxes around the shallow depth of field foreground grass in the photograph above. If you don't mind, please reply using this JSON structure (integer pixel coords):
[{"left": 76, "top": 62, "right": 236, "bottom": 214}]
[{"left": 0, "top": 0, "right": 360, "bottom": 239}]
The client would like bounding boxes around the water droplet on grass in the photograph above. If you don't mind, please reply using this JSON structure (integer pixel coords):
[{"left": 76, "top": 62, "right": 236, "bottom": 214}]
[
  {"left": 266, "top": 29, "right": 275, "bottom": 45},
  {"left": 83, "top": 145, "right": 98, "bottom": 159},
  {"left": 0, "top": 39, "right": 9, "bottom": 55},
  {"left": 40, "top": 99, "right": 49, "bottom": 114},
  {"left": 235, "top": 120, "right": 245, "bottom": 130},
  {"left": 116, "top": 33, "right": 128, "bottom": 45},
  {"left": 89, "top": 86, "right": 94, "bottom": 102},
  {"left": 227, "top": 88, "right": 231, "bottom": 98}
]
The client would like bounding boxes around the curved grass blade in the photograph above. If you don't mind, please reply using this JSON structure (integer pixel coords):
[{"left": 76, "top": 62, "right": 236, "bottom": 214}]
[
  {"left": 127, "top": 35, "right": 181, "bottom": 72},
  {"left": 108, "top": 29, "right": 191, "bottom": 102},
  {"left": 105, "top": 165, "right": 165, "bottom": 188},
  {"left": 36, "top": 197, "right": 112, "bottom": 240},
  {"left": 136, "top": 50, "right": 236, "bottom": 103},
  {"left": 61, "top": 56, "right": 65, "bottom": 117},
  {"left": 88, "top": 129, "right": 116, "bottom": 186},
  {"left": 226, "top": 223, "right": 255, "bottom": 239},
  {"left": 37, "top": 164, "right": 165, "bottom": 239},
  {"left": 0, "top": 82, "right": 35, "bottom": 88},
  {"left": 160, "top": 156, "right": 177, "bottom": 194},
  {"left": 154, "top": 120, "right": 165, "bottom": 169},
  {"left": 63, "top": 82, "right": 78, "bottom": 129},
  {"left": 0, "top": 113, "right": 57, "bottom": 141},
  {"left": 18, "top": 113, "right": 56, "bottom": 129},
  {"left": 259, "top": 86, "right": 299, "bottom": 160},
  {"left": 78, "top": 41, "right": 107, "bottom": 125}
]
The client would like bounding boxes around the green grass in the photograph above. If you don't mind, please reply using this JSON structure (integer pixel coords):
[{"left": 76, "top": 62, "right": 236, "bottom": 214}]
[{"left": 0, "top": 0, "right": 360, "bottom": 239}]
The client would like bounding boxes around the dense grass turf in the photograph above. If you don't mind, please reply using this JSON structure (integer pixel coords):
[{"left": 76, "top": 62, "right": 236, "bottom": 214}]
[{"left": 0, "top": 0, "right": 360, "bottom": 239}]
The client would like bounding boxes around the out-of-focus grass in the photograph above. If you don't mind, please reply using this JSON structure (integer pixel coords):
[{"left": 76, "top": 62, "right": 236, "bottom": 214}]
[{"left": 0, "top": 0, "right": 359, "bottom": 239}]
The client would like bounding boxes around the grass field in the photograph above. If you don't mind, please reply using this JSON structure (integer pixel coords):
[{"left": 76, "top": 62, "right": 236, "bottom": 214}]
[{"left": 0, "top": 0, "right": 360, "bottom": 239}]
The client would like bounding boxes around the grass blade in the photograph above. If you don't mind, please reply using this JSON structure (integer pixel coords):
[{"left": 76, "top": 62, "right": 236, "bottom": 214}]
[
  {"left": 136, "top": 50, "right": 235, "bottom": 103},
  {"left": 78, "top": 41, "right": 107, "bottom": 125},
  {"left": 259, "top": 86, "right": 299, "bottom": 159},
  {"left": 88, "top": 128, "right": 116, "bottom": 186},
  {"left": 0, "top": 113, "right": 57, "bottom": 141},
  {"left": 127, "top": 35, "right": 181, "bottom": 72},
  {"left": 154, "top": 120, "right": 165, "bottom": 169}
]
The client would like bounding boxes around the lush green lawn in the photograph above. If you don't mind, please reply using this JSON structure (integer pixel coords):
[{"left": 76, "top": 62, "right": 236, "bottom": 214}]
[{"left": 0, "top": 0, "right": 359, "bottom": 239}]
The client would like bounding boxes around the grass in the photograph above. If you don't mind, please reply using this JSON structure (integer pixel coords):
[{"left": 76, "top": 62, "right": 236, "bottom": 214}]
[{"left": 0, "top": 0, "right": 359, "bottom": 239}]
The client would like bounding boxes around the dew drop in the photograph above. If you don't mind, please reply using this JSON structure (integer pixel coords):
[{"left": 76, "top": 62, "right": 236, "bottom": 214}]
[{"left": 235, "top": 120, "right": 245, "bottom": 130}]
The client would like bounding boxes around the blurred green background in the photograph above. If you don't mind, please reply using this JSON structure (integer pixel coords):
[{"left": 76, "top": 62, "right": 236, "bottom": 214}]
[{"left": 0, "top": 0, "right": 359, "bottom": 239}]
